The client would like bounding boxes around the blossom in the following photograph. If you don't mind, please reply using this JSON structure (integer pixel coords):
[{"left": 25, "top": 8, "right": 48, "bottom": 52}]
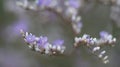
[
  {"left": 99, "top": 31, "right": 109, "bottom": 38},
  {"left": 65, "top": 0, "right": 80, "bottom": 8},
  {"left": 37, "top": 0, "right": 52, "bottom": 6},
  {"left": 52, "top": 39, "right": 64, "bottom": 46},
  {"left": 36, "top": 36, "right": 48, "bottom": 48},
  {"left": 99, "top": 31, "right": 116, "bottom": 44},
  {"left": 12, "top": 20, "right": 28, "bottom": 36},
  {"left": 52, "top": 39, "right": 65, "bottom": 53},
  {"left": 25, "top": 33, "right": 36, "bottom": 43},
  {"left": 3, "top": 19, "right": 29, "bottom": 42}
]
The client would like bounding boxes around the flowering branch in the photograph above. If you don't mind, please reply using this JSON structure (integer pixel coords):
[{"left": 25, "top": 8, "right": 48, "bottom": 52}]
[
  {"left": 74, "top": 31, "right": 116, "bottom": 64},
  {"left": 20, "top": 29, "right": 65, "bottom": 56},
  {"left": 16, "top": 0, "right": 82, "bottom": 34},
  {"left": 17, "top": 0, "right": 117, "bottom": 64}
]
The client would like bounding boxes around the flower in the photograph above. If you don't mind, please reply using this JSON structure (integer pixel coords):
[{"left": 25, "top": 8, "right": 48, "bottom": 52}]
[
  {"left": 37, "top": 0, "right": 52, "bottom": 6},
  {"left": 99, "top": 31, "right": 109, "bottom": 38},
  {"left": 53, "top": 39, "right": 64, "bottom": 46},
  {"left": 99, "top": 31, "right": 116, "bottom": 44},
  {"left": 8, "top": 20, "right": 28, "bottom": 36},
  {"left": 52, "top": 39, "right": 65, "bottom": 53},
  {"left": 25, "top": 33, "right": 36, "bottom": 43},
  {"left": 3, "top": 19, "right": 29, "bottom": 42},
  {"left": 65, "top": 0, "right": 80, "bottom": 8},
  {"left": 36, "top": 36, "right": 48, "bottom": 48}
]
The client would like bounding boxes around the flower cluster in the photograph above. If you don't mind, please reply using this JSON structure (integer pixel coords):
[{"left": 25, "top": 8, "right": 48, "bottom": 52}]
[
  {"left": 64, "top": 0, "right": 83, "bottom": 34},
  {"left": 36, "top": 0, "right": 58, "bottom": 9},
  {"left": 16, "top": 0, "right": 82, "bottom": 34},
  {"left": 74, "top": 31, "right": 116, "bottom": 64},
  {"left": 17, "top": 0, "right": 117, "bottom": 64},
  {"left": 99, "top": 31, "right": 116, "bottom": 45},
  {"left": 74, "top": 31, "right": 116, "bottom": 47},
  {"left": 20, "top": 29, "right": 65, "bottom": 55}
]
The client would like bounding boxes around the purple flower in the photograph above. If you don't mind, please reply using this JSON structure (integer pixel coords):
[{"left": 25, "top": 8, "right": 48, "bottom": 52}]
[
  {"left": 37, "top": 0, "right": 52, "bottom": 6},
  {"left": 53, "top": 39, "right": 64, "bottom": 46},
  {"left": 67, "top": 0, "right": 80, "bottom": 8},
  {"left": 100, "top": 31, "right": 109, "bottom": 38},
  {"left": 25, "top": 34, "right": 36, "bottom": 43},
  {"left": 37, "top": 36, "right": 48, "bottom": 47},
  {"left": 12, "top": 20, "right": 28, "bottom": 36},
  {"left": 3, "top": 19, "right": 29, "bottom": 42}
]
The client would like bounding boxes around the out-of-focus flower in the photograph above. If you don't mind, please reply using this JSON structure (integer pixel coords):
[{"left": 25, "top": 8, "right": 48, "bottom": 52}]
[
  {"left": 16, "top": 0, "right": 83, "bottom": 34},
  {"left": 36, "top": 0, "right": 58, "bottom": 8},
  {"left": 110, "top": 0, "right": 120, "bottom": 27},
  {"left": 100, "top": 31, "right": 109, "bottom": 38},
  {"left": 2, "top": 19, "right": 29, "bottom": 42},
  {"left": 99, "top": 31, "right": 116, "bottom": 45},
  {"left": 12, "top": 20, "right": 28, "bottom": 36},
  {"left": 37, "top": 36, "right": 48, "bottom": 48},
  {"left": 52, "top": 39, "right": 64, "bottom": 46},
  {"left": 65, "top": 0, "right": 80, "bottom": 8},
  {"left": 37, "top": 0, "right": 52, "bottom": 6},
  {"left": 72, "top": 21, "right": 83, "bottom": 34},
  {"left": 25, "top": 33, "right": 36, "bottom": 43}
]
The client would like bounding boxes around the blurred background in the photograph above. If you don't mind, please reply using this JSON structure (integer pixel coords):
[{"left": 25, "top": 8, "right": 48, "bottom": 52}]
[{"left": 0, "top": 0, "right": 120, "bottom": 67}]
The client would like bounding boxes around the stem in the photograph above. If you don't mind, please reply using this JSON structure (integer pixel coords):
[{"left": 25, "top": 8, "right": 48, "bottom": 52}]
[{"left": 44, "top": 7, "right": 79, "bottom": 35}]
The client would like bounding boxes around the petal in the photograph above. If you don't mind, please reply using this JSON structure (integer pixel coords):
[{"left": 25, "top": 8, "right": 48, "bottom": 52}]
[{"left": 53, "top": 39, "right": 64, "bottom": 46}]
